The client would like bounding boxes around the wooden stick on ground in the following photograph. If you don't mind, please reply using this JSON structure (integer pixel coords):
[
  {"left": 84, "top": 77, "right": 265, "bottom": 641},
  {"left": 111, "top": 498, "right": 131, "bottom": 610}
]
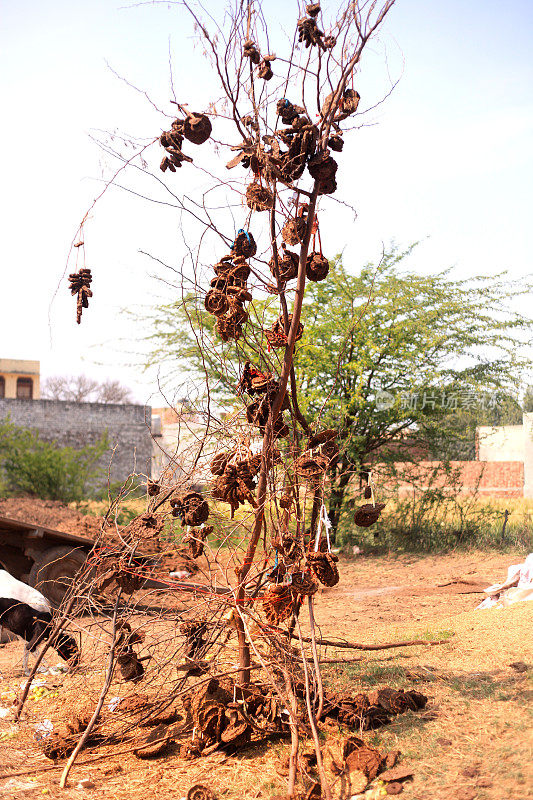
[{"left": 291, "top": 633, "right": 454, "bottom": 650}]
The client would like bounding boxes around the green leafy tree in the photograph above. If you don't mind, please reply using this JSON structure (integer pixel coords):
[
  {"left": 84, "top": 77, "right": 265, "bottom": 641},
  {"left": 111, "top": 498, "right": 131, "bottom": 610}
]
[
  {"left": 142, "top": 245, "right": 533, "bottom": 536},
  {"left": 523, "top": 385, "right": 533, "bottom": 413},
  {"left": 0, "top": 418, "right": 110, "bottom": 503}
]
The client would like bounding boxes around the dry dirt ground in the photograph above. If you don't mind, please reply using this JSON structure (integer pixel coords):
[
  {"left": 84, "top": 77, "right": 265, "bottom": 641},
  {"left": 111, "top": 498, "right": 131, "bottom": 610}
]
[{"left": 0, "top": 550, "right": 531, "bottom": 800}]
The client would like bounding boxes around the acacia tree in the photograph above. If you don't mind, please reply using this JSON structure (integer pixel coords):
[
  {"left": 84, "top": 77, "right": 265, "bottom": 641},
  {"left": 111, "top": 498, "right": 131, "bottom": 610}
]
[{"left": 142, "top": 246, "right": 533, "bottom": 536}]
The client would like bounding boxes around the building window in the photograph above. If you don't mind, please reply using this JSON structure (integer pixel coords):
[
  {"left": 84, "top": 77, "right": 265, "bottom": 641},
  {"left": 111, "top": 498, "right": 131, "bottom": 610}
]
[
  {"left": 16, "top": 378, "right": 33, "bottom": 399},
  {"left": 0, "top": 376, "right": 4, "bottom": 398}
]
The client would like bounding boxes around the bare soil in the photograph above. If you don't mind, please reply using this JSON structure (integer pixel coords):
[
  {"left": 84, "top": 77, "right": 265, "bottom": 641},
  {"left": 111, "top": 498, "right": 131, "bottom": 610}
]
[
  {"left": 0, "top": 498, "right": 103, "bottom": 539},
  {"left": 1, "top": 549, "right": 531, "bottom": 800}
]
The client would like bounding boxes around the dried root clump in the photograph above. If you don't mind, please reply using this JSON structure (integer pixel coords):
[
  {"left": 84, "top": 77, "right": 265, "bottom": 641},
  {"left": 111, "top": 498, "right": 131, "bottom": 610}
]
[
  {"left": 308, "top": 150, "right": 338, "bottom": 194},
  {"left": 180, "top": 619, "right": 208, "bottom": 659},
  {"left": 123, "top": 513, "right": 165, "bottom": 546},
  {"left": 295, "top": 453, "right": 329, "bottom": 482},
  {"left": 343, "top": 737, "right": 384, "bottom": 781},
  {"left": 204, "top": 254, "right": 253, "bottom": 341},
  {"left": 147, "top": 480, "right": 161, "bottom": 496},
  {"left": 246, "top": 382, "right": 291, "bottom": 439},
  {"left": 288, "top": 570, "right": 319, "bottom": 596},
  {"left": 323, "top": 686, "right": 428, "bottom": 731},
  {"left": 182, "top": 678, "right": 285, "bottom": 756},
  {"left": 93, "top": 551, "right": 150, "bottom": 594},
  {"left": 118, "top": 651, "right": 145, "bottom": 683},
  {"left": 243, "top": 38, "right": 261, "bottom": 64},
  {"left": 204, "top": 289, "right": 229, "bottom": 316}
]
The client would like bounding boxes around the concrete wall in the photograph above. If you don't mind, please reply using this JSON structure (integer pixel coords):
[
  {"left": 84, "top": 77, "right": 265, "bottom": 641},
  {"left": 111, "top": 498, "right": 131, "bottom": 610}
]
[
  {"left": 477, "top": 424, "right": 524, "bottom": 461},
  {"left": 0, "top": 359, "right": 40, "bottom": 399},
  {"left": 523, "top": 412, "right": 533, "bottom": 499},
  {"left": 475, "top": 412, "right": 533, "bottom": 498},
  {"left": 0, "top": 398, "right": 152, "bottom": 487}
]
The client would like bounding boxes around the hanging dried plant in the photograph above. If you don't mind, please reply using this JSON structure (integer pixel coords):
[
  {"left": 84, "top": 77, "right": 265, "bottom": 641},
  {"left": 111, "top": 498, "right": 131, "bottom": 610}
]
[
  {"left": 321, "top": 88, "right": 361, "bottom": 121},
  {"left": 295, "top": 453, "right": 330, "bottom": 481},
  {"left": 306, "top": 252, "right": 329, "bottom": 282},
  {"left": 183, "top": 525, "right": 213, "bottom": 559},
  {"left": 319, "top": 438, "right": 340, "bottom": 466},
  {"left": 210, "top": 450, "right": 234, "bottom": 476},
  {"left": 204, "top": 289, "right": 229, "bottom": 316},
  {"left": 170, "top": 492, "right": 210, "bottom": 526},
  {"left": 238, "top": 361, "right": 271, "bottom": 395},
  {"left": 328, "top": 133, "right": 344, "bottom": 151},
  {"left": 210, "top": 276, "right": 228, "bottom": 291},
  {"left": 308, "top": 151, "right": 338, "bottom": 190},
  {"left": 212, "top": 464, "right": 257, "bottom": 515},
  {"left": 281, "top": 215, "right": 307, "bottom": 245},
  {"left": 68, "top": 268, "right": 93, "bottom": 324},
  {"left": 289, "top": 570, "right": 319, "bottom": 596},
  {"left": 215, "top": 317, "right": 243, "bottom": 342},
  {"left": 279, "top": 492, "right": 293, "bottom": 509},
  {"left": 243, "top": 38, "right": 261, "bottom": 64},
  {"left": 231, "top": 230, "right": 257, "bottom": 258},
  {"left": 354, "top": 502, "right": 386, "bottom": 528},
  {"left": 266, "top": 314, "right": 304, "bottom": 348},
  {"left": 258, "top": 58, "right": 274, "bottom": 80},
  {"left": 308, "top": 429, "right": 337, "bottom": 449},
  {"left": 262, "top": 584, "right": 293, "bottom": 625},
  {"left": 276, "top": 98, "right": 304, "bottom": 125},
  {"left": 297, "top": 15, "right": 324, "bottom": 48},
  {"left": 246, "top": 181, "right": 274, "bottom": 212},
  {"left": 183, "top": 112, "right": 212, "bottom": 145},
  {"left": 307, "top": 550, "right": 339, "bottom": 587},
  {"left": 270, "top": 244, "right": 299, "bottom": 281}
]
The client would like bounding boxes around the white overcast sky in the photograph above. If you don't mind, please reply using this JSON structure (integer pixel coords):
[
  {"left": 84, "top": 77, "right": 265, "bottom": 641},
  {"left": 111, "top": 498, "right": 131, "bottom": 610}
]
[{"left": 1, "top": 0, "right": 532, "bottom": 406}]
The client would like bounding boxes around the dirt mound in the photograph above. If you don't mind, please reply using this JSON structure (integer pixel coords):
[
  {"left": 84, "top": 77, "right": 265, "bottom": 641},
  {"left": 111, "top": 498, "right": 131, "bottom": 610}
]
[{"left": 0, "top": 496, "right": 103, "bottom": 540}]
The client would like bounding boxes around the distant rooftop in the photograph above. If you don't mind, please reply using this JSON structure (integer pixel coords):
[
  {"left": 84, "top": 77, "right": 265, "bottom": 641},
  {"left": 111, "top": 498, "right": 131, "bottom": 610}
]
[{"left": 0, "top": 358, "right": 40, "bottom": 400}]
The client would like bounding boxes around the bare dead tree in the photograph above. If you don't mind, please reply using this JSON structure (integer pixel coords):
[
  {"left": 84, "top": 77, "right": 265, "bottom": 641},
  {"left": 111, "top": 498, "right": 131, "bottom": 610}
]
[
  {"left": 49, "top": 2, "right": 409, "bottom": 797},
  {"left": 41, "top": 375, "right": 133, "bottom": 404}
]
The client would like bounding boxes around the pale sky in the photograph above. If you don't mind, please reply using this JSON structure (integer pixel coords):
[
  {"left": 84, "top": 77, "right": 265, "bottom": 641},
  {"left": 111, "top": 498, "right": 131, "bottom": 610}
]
[{"left": 1, "top": 0, "right": 532, "bottom": 406}]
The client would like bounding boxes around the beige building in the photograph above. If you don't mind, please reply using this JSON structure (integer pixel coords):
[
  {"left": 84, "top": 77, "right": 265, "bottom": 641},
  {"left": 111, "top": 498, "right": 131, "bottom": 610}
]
[
  {"left": 477, "top": 412, "right": 533, "bottom": 498},
  {"left": 0, "top": 359, "right": 40, "bottom": 400}
]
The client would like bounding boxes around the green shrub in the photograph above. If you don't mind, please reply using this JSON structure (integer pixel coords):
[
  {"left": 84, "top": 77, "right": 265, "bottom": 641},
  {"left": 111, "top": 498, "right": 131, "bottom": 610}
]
[{"left": 0, "top": 418, "right": 109, "bottom": 503}]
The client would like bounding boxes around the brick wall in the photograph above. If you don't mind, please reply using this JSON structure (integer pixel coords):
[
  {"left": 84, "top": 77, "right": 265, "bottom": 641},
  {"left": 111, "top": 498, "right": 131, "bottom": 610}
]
[
  {"left": 387, "top": 460, "right": 524, "bottom": 498},
  {"left": 0, "top": 398, "right": 152, "bottom": 487}
]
